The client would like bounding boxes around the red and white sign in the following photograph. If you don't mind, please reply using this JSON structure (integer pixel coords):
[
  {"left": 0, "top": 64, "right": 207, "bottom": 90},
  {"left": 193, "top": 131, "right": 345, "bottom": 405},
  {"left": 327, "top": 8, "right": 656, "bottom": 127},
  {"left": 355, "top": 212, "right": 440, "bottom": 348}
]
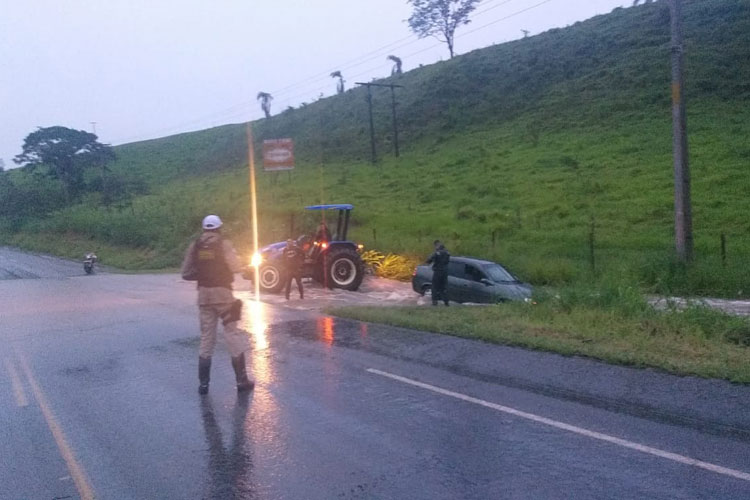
[{"left": 262, "top": 138, "right": 295, "bottom": 171}]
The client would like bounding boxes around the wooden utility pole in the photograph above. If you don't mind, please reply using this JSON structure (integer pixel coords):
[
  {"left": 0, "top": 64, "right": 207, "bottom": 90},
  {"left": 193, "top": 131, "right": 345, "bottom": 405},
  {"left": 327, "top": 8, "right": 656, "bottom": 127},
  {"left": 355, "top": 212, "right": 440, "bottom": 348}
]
[
  {"left": 356, "top": 82, "right": 404, "bottom": 163},
  {"left": 670, "top": 0, "right": 693, "bottom": 262},
  {"left": 365, "top": 85, "right": 377, "bottom": 164},
  {"left": 389, "top": 85, "right": 400, "bottom": 157}
]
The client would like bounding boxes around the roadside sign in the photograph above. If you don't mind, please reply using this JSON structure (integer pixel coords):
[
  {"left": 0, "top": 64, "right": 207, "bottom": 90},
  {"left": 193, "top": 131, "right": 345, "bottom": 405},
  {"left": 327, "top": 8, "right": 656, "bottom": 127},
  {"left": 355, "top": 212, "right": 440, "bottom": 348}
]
[{"left": 262, "top": 138, "right": 294, "bottom": 171}]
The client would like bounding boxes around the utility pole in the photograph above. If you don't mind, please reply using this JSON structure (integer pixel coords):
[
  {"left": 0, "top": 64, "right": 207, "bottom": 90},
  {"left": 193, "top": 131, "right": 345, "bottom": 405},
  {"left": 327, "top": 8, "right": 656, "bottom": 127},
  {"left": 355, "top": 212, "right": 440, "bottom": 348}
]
[
  {"left": 356, "top": 82, "right": 404, "bottom": 163},
  {"left": 90, "top": 121, "right": 97, "bottom": 135},
  {"left": 365, "top": 85, "right": 377, "bottom": 164},
  {"left": 669, "top": 0, "right": 693, "bottom": 262},
  {"left": 390, "top": 85, "right": 400, "bottom": 158}
]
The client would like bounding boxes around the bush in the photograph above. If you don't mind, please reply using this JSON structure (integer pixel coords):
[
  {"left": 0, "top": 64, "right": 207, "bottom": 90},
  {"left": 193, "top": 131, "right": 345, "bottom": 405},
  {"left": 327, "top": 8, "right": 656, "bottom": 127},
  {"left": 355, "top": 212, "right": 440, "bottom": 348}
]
[{"left": 360, "top": 250, "right": 419, "bottom": 281}]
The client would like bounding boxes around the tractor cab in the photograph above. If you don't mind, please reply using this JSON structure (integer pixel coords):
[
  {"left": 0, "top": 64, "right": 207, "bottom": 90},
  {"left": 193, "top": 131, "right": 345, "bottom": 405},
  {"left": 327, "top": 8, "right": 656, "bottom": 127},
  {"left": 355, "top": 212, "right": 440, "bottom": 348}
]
[
  {"left": 306, "top": 204, "right": 353, "bottom": 241},
  {"left": 304, "top": 204, "right": 354, "bottom": 259}
]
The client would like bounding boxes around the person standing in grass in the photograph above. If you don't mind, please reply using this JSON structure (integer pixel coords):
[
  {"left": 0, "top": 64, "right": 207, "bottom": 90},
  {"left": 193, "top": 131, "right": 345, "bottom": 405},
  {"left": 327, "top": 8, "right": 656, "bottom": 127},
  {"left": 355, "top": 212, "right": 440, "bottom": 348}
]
[
  {"left": 427, "top": 240, "right": 450, "bottom": 306},
  {"left": 181, "top": 214, "right": 254, "bottom": 395}
]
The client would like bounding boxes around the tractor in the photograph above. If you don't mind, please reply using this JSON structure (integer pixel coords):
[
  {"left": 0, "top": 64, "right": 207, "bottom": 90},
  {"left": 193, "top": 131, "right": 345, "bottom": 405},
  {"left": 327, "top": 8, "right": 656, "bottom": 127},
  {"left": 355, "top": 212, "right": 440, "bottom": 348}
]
[{"left": 247, "top": 204, "right": 365, "bottom": 292}]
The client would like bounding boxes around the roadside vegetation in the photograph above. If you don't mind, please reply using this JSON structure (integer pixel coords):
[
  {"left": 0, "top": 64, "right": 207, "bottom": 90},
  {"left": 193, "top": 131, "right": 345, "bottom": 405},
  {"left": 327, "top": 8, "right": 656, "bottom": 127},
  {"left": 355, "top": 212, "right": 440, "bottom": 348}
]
[{"left": 330, "top": 283, "right": 750, "bottom": 383}]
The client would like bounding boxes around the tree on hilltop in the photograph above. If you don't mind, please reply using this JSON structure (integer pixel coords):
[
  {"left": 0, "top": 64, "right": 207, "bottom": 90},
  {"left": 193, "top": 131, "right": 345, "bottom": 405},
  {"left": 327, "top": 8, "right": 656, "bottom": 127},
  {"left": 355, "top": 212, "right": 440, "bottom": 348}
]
[
  {"left": 330, "top": 71, "right": 345, "bottom": 94},
  {"left": 257, "top": 92, "right": 273, "bottom": 118},
  {"left": 13, "top": 126, "right": 114, "bottom": 202},
  {"left": 387, "top": 55, "right": 403, "bottom": 75},
  {"left": 407, "top": 0, "right": 480, "bottom": 59}
]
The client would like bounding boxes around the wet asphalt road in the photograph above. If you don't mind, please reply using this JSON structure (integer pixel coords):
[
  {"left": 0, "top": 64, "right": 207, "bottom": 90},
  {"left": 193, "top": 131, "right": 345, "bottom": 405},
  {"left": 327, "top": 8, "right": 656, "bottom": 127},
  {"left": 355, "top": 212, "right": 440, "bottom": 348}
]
[{"left": 2, "top": 248, "right": 750, "bottom": 499}]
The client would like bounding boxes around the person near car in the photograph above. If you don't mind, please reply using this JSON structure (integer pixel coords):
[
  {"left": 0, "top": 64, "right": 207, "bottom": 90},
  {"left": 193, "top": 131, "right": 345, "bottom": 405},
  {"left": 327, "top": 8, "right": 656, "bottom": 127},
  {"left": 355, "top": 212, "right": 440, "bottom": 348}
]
[
  {"left": 181, "top": 214, "right": 254, "bottom": 395},
  {"left": 283, "top": 238, "right": 304, "bottom": 300},
  {"left": 427, "top": 240, "right": 450, "bottom": 306}
]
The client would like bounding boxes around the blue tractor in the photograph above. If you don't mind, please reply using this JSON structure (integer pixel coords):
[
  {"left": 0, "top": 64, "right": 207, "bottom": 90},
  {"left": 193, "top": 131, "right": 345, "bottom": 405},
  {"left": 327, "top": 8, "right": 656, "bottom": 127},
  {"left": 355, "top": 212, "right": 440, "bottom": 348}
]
[{"left": 249, "top": 204, "right": 365, "bottom": 292}]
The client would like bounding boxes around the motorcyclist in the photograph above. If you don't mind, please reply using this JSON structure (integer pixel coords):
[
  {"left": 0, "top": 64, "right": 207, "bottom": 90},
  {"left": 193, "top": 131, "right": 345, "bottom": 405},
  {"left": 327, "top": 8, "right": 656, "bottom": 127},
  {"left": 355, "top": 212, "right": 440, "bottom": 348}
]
[
  {"left": 181, "top": 215, "right": 254, "bottom": 395},
  {"left": 426, "top": 240, "right": 450, "bottom": 306},
  {"left": 283, "top": 238, "right": 304, "bottom": 300}
]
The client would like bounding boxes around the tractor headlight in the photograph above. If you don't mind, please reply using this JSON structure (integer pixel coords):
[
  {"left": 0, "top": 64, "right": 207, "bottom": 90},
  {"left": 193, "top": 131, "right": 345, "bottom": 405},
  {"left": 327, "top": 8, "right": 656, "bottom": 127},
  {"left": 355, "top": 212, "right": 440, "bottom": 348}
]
[{"left": 250, "top": 253, "right": 262, "bottom": 267}]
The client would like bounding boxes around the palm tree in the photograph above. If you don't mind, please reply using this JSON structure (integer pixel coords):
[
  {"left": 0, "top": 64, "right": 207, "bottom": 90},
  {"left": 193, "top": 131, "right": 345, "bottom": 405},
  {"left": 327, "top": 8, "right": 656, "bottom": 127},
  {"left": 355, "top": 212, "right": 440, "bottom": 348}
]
[
  {"left": 387, "top": 55, "right": 403, "bottom": 75},
  {"left": 330, "top": 71, "right": 345, "bottom": 94},
  {"left": 256, "top": 92, "right": 273, "bottom": 118}
]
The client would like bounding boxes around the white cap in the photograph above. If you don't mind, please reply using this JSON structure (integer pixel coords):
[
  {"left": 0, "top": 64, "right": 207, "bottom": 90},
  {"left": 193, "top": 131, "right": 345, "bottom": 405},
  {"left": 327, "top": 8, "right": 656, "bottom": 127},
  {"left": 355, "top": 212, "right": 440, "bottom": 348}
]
[{"left": 202, "top": 215, "right": 223, "bottom": 230}]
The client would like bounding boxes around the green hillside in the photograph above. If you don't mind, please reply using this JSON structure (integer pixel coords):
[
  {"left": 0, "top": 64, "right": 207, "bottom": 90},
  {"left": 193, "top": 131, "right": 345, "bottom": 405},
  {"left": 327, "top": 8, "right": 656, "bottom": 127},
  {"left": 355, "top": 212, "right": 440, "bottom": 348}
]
[{"left": 2, "top": 0, "right": 750, "bottom": 296}]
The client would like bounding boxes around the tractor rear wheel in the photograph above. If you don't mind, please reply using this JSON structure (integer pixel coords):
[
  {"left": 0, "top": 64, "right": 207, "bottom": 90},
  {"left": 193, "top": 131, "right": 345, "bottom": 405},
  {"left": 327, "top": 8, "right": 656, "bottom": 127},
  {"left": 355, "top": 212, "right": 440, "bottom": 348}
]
[{"left": 325, "top": 247, "right": 364, "bottom": 291}]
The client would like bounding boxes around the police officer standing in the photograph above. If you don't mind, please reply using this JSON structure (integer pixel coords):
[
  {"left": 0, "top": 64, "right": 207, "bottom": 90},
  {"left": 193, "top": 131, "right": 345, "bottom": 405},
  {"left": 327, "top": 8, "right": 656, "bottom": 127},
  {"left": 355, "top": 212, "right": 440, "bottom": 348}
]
[
  {"left": 181, "top": 215, "right": 254, "bottom": 395},
  {"left": 427, "top": 240, "right": 450, "bottom": 306},
  {"left": 283, "top": 238, "right": 304, "bottom": 300}
]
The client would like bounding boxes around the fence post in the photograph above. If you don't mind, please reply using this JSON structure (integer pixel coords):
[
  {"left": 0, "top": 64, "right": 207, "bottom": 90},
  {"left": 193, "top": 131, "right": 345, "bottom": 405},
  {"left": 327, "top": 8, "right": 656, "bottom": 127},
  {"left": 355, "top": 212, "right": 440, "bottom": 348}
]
[
  {"left": 373, "top": 227, "right": 377, "bottom": 243},
  {"left": 721, "top": 233, "right": 727, "bottom": 267},
  {"left": 589, "top": 216, "right": 596, "bottom": 273}
]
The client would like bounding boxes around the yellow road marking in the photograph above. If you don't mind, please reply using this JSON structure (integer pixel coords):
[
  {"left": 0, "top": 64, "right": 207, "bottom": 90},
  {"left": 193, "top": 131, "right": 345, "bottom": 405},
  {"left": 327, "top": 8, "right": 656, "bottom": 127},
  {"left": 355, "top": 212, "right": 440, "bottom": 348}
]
[
  {"left": 16, "top": 350, "right": 96, "bottom": 500},
  {"left": 4, "top": 357, "right": 29, "bottom": 407}
]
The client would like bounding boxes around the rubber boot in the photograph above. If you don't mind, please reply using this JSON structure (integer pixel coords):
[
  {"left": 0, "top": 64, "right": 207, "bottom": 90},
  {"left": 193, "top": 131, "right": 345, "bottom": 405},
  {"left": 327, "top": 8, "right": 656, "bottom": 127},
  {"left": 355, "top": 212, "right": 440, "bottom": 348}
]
[
  {"left": 231, "top": 353, "right": 254, "bottom": 393},
  {"left": 198, "top": 356, "right": 211, "bottom": 395}
]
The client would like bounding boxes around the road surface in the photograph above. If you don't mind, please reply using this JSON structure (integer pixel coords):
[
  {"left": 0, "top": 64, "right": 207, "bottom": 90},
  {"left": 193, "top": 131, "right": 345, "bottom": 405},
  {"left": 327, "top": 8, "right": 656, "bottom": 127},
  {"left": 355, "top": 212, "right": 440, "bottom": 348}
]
[{"left": 1, "top": 247, "right": 749, "bottom": 499}]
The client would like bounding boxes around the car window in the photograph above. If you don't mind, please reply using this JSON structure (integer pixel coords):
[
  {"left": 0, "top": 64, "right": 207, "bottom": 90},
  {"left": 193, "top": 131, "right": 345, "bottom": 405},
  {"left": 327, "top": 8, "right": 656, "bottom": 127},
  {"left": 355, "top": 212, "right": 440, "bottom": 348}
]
[
  {"left": 465, "top": 265, "right": 486, "bottom": 282},
  {"left": 482, "top": 264, "right": 518, "bottom": 283},
  {"left": 448, "top": 261, "right": 467, "bottom": 279}
]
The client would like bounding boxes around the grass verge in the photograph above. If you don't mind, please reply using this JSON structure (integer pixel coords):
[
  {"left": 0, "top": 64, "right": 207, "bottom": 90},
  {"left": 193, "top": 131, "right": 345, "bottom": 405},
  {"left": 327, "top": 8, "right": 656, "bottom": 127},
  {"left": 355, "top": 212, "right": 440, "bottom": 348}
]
[{"left": 330, "top": 285, "right": 750, "bottom": 383}]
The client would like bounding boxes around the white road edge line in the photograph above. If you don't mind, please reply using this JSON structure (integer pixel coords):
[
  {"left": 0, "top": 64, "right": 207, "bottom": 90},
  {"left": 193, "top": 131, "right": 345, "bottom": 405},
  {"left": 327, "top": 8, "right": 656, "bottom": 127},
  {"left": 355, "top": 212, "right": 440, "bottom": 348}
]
[
  {"left": 4, "top": 357, "right": 29, "bottom": 407},
  {"left": 367, "top": 368, "right": 750, "bottom": 483}
]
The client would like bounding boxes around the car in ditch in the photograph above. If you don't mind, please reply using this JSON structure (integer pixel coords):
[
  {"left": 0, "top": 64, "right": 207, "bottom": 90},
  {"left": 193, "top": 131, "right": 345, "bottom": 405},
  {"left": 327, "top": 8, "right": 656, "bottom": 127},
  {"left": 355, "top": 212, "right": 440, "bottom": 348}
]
[{"left": 411, "top": 256, "right": 532, "bottom": 304}]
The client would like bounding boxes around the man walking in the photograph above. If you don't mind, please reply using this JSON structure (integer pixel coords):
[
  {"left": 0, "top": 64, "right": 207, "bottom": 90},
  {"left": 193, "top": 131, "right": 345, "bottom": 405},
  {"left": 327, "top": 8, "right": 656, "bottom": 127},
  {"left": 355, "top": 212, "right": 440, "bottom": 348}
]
[
  {"left": 181, "top": 215, "right": 254, "bottom": 395},
  {"left": 427, "top": 240, "right": 450, "bottom": 306},
  {"left": 283, "top": 238, "right": 304, "bottom": 300}
]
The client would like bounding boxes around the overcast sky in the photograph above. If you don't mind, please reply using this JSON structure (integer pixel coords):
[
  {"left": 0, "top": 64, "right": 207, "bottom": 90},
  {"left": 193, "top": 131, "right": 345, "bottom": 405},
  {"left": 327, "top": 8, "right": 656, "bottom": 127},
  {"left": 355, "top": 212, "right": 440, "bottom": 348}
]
[{"left": 0, "top": 0, "right": 629, "bottom": 167}]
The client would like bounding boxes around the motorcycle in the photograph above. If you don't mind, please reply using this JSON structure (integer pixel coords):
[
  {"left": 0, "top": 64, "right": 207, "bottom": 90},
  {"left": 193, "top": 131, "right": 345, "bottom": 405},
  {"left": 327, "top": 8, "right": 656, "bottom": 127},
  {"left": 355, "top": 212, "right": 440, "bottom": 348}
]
[{"left": 84, "top": 252, "right": 98, "bottom": 274}]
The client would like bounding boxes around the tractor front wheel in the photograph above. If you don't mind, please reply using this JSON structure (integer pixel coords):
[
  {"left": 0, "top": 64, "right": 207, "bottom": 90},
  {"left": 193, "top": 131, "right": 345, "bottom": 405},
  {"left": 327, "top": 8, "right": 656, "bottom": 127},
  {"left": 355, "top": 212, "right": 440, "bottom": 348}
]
[
  {"left": 258, "top": 263, "right": 284, "bottom": 293},
  {"left": 325, "top": 248, "right": 364, "bottom": 291}
]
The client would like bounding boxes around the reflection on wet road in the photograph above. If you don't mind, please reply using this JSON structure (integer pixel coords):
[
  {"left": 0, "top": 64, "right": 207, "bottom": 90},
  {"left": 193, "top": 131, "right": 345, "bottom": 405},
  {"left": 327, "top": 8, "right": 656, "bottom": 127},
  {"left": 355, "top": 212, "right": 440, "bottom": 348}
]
[
  {"left": 2, "top": 266, "right": 750, "bottom": 498},
  {"left": 200, "top": 396, "right": 255, "bottom": 499}
]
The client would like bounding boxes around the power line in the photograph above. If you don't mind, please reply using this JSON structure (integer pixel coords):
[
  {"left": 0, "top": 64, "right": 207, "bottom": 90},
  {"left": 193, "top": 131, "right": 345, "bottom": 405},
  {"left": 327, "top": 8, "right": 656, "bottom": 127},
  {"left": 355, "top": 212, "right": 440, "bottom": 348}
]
[
  {"left": 270, "top": 0, "right": 522, "bottom": 100},
  {"left": 115, "top": 0, "right": 557, "bottom": 145}
]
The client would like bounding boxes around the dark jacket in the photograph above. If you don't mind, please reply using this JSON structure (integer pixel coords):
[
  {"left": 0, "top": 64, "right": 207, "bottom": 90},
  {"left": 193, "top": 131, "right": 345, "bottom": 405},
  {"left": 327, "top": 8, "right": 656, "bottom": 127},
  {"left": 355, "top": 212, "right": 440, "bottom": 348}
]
[
  {"left": 283, "top": 243, "right": 304, "bottom": 272},
  {"left": 427, "top": 246, "right": 450, "bottom": 273}
]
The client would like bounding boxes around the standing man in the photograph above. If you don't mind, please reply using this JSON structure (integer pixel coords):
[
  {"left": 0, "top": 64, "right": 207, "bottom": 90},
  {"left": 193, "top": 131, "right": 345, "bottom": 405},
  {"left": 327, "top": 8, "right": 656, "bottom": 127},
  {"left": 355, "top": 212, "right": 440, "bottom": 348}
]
[
  {"left": 283, "top": 238, "right": 304, "bottom": 300},
  {"left": 181, "top": 215, "right": 254, "bottom": 395},
  {"left": 426, "top": 240, "right": 450, "bottom": 306}
]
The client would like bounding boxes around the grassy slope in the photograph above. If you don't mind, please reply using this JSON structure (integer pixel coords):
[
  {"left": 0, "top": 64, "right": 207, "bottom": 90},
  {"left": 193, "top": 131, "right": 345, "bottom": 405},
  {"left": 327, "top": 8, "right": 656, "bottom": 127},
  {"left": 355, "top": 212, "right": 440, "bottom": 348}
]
[{"left": 3, "top": 0, "right": 750, "bottom": 295}]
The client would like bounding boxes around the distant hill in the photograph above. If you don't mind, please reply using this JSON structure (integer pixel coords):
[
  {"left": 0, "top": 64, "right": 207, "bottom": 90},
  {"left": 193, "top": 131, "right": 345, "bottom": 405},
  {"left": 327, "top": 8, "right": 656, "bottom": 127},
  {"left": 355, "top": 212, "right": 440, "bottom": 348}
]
[{"left": 2, "top": 0, "right": 750, "bottom": 296}]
